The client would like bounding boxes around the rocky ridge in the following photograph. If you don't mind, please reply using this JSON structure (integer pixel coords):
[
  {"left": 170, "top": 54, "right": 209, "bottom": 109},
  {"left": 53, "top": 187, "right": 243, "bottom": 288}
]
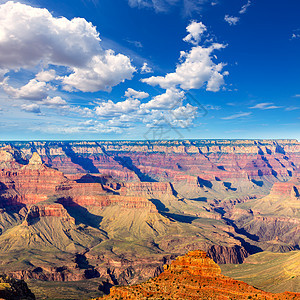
[{"left": 99, "top": 250, "right": 300, "bottom": 300}]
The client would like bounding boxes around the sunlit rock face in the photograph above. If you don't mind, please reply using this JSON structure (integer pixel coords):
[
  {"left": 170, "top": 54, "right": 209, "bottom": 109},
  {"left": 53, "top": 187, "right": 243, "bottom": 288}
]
[{"left": 100, "top": 250, "right": 300, "bottom": 300}]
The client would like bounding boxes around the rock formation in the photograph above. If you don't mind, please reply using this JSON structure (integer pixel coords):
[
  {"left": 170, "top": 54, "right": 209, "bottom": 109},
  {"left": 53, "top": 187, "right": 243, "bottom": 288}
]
[
  {"left": 0, "top": 274, "right": 35, "bottom": 300},
  {"left": 100, "top": 250, "right": 300, "bottom": 300}
]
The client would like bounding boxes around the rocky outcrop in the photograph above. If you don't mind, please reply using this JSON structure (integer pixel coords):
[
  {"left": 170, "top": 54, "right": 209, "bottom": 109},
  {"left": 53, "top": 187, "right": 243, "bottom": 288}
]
[
  {"left": 0, "top": 153, "right": 156, "bottom": 211},
  {"left": 100, "top": 250, "right": 300, "bottom": 300},
  {"left": 0, "top": 145, "right": 27, "bottom": 170},
  {"left": 23, "top": 204, "right": 75, "bottom": 226},
  {"left": 0, "top": 274, "right": 35, "bottom": 300}
]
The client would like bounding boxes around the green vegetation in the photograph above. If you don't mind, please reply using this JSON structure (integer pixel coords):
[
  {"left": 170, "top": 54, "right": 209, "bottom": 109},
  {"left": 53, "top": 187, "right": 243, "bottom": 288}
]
[{"left": 27, "top": 279, "right": 103, "bottom": 300}]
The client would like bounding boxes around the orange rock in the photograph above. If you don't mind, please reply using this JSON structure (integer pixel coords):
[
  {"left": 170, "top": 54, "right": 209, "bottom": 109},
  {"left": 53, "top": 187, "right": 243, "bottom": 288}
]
[{"left": 99, "top": 250, "right": 300, "bottom": 300}]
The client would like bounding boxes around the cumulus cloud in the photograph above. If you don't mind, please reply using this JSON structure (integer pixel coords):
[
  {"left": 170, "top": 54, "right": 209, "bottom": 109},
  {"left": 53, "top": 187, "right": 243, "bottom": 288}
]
[
  {"left": 250, "top": 103, "right": 282, "bottom": 110},
  {"left": 61, "top": 50, "right": 135, "bottom": 92},
  {"left": 222, "top": 112, "right": 251, "bottom": 120},
  {"left": 41, "top": 96, "right": 67, "bottom": 107},
  {"left": 143, "top": 103, "right": 198, "bottom": 128},
  {"left": 239, "top": 0, "right": 251, "bottom": 14},
  {"left": 35, "top": 70, "right": 56, "bottom": 82},
  {"left": 21, "top": 103, "right": 41, "bottom": 114},
  {"left": 224, "top": 15, "right": 239, "bottom": 25},
  {"left": 141, "top": 63, "right": 153, "bottom": 74},
  {"left": 169, "top": 103, "right": 198, "bottom": 127},
  {"left": 141, "top": 89, "right": 185, "bottom": 110},
  {"left": 142, "top": 43, "right": 227, "bottom": 92},
  {"left": 0, "top": 1, "right": 135, "bottom": 93},
  {"left": 95, "top": 98, "right": 141, "bottom": 118},
  {"left": 1, "top": 78, "right": 50, "bottom": 100},
  {"left": 124, "top": 88, "right": 149, "bottom": 99},
  {"left": 183, "top": 21, "right": 207, "bottom": 45},
  {"left": 107, "top": 114, "right": 138, "bottom": 128}
]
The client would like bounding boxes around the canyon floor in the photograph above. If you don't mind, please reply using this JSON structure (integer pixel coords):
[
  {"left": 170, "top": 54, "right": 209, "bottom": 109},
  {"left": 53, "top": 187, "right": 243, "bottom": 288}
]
[{"left": 0, "top": 139, "right": 299, "bottom": 299}]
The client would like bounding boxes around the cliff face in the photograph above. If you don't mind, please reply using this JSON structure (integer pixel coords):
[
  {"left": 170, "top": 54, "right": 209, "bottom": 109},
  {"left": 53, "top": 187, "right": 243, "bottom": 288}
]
[
  {"left": 0, "top": 152, "right": 156, "bottom": 211},
  {"left": 1, "top": 140, "right": 298, "bottom": 184},
  {"left": 100, "top": 250, "right": 300, "bottom": 300}
]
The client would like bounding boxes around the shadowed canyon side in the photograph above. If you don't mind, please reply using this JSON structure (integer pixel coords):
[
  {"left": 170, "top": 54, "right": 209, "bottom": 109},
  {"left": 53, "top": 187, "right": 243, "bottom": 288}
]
[
  {"left": 225, "top": 176, "right": 300, "bottom": 252},
  {"left": 0, "top": 274, "right": 35, "bottom": 300},
  {"left": 99, "top": 251, "right": 300, "bottom": 300},
  {"left": 0, "top": 140, "right": 300, "bottom": 298}
]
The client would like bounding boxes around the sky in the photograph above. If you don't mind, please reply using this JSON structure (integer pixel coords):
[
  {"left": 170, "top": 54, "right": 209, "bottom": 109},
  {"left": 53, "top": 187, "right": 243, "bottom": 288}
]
[{"left": 0, "top": 0, "right": 299, "bottom": 141}]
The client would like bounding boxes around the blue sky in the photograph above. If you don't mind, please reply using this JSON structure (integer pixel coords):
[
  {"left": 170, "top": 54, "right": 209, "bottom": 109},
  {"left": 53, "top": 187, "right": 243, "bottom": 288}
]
[{"left": 0, "top": 0, "right": 299, "bottom": 141}]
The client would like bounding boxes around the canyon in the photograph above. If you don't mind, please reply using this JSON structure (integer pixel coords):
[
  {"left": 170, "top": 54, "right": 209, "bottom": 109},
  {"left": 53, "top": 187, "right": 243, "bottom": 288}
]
[{"left": 0, "top": 139, "right": 299, "bottom": 299}]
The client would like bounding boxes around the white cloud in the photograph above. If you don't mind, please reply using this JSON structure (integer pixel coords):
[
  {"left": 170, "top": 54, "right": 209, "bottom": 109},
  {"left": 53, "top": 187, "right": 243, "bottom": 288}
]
[
  {"left": 183, "top": 21, "right": 207, "bottom": 45},
  {"left": 0, "top": 1, "right": 99, "bottom": 69},
  {"left": 141, "top": 88, "right": 185, "bottom": 110},
  {"left": 61, "top": 50, "right": 136, "bottom": 92},
  {"left": 291, "top": 33, "right": 300, "bottom": 39},
  {"left": 170, "top": 103, "right": 198, "bottom": 127},
  {"left": 107, "top": 114, "right": 137, "bottom": 128},
  {"left": 41, "top": 123, "right": 123, "bottom": 134},
  {"left": 250, "top": 103, "right": 282, "bottom": 110},
  {"left": 141, "top": 62, "right": 153, "bottom": 74},
  {"left": 124, "top": 88, "right": 149, "bottom": 99},
  {"left": 224, "top": 15, "right": 240, "bottom": 26},
  {"left": 95, "top": 98, "right": 141, "bottom": 117},
  {"left": 35, "top": 70, "right": 56, "bottom": 82},
  {"left": 41, "top": 96, "right": 67, "bottom": 107},
  {"left": 0, "top": 1, "right": 135, "bottom": 92},
  {"left": 2, "top": 78, "right": 50, "bottom": 100},
  {"left": 143, "top": 103, "right": 198, "bottom": 128},
  {"left": 239, "top": 0, "right": 251, "bottom": 14},
  {"left": 222, "top": 112, "right": 251, "bottom": 120},
  {"left": 21, "top": 103, "right": 41, "bottom": 114},
  {"left": 142, "top": 43, "right": 227, "bottom": 92}
]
